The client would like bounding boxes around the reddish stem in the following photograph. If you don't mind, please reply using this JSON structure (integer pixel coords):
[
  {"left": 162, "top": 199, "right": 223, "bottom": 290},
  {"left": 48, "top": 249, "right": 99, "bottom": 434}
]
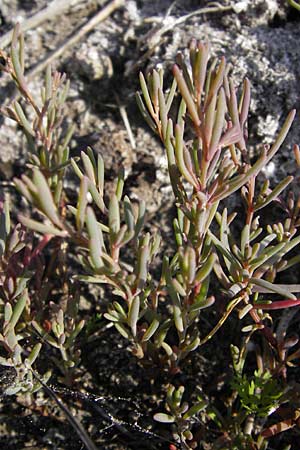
[
  {"left": 24, "top": 234, "right": 54, "bottom": 266},
  {"left": 253, "top": 299, "right": 300, "bottom": 310}
]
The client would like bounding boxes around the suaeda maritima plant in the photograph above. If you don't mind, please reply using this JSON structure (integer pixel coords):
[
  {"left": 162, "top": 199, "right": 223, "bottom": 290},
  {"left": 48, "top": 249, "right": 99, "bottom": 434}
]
[{"left": 1, "top": 25, "right": 300, "bottom": 449}]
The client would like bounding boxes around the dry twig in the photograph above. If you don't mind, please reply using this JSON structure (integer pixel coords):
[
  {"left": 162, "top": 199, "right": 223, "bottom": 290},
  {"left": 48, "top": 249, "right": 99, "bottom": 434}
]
[
  {"left": 25, "top": 0, "right": 125, "bottom": 81},
  {"left": 1, "top": 0, "right": 125, "bottom": 107},
  {"left": 115, "top": 94, "right": 136, "bottom": 150},
  {"left": 125, "top": 2, "right": 233, "bottom": 75},
  {"left": 0, "top": 0, "right": 87, "bottom": 49}
]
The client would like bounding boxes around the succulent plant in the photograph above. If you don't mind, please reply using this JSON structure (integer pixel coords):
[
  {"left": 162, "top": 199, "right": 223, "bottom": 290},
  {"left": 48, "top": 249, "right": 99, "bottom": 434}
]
[{"left": 1, "top": 25, "right": 300, "bottom": 450}]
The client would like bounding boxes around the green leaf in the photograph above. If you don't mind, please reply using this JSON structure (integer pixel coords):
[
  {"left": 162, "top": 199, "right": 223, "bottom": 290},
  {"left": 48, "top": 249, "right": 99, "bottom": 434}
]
[
  {"left": 190, "top": 296, "right": 215, "bottom": 315},
  {"left": 254, "top": 176, "right": 293, "bottom": 212},
  {"left": 192, "top": 41, "right": 210, "bottom": 102},
  {"left": 71, "top": 158, "right": 84, "bottom": 179},
  {"left": 128, "top": 296, "right": 140, "bottom": 337},
  {"left": 165, "top": 77, "right": 177, "bottom": 113},
  {"left": 116, "top": 167, "right": 124, "bottom": 201},
  {"left": 97, "top": 153, "right": 105, "bottom": 194},
  {"left": 249, "top": 227, "right": 263, "bottom": 243},
  {"left": 158, "top": 88, "right": 167, "bottom": 139},
  {"left": 123, "top": 197, "right": 134, "bottom": 233},
  {"left": 5, "top": 385, "right": 23, "bottom": 396},
  {"left": 208, "top": 88, "right": 226, "bottom": 159},
  {"left": 213, "top": 147, "right": 269, "bottom": 202},
  {"left": 288, "top": 0, "right": 300, "bottom": 11},
  {"left": 134, "top": 200, "right": 146, "bottom": 239},
  {"left": 278, "top": 254, "right": 300, "bottom": 272},
  {"left": 204, "top": 93, "right": 217, "bottom": 150},
  {"left": 86, "top": 207, "right": 103, "bottom": 269},
  {"left": 173, "top": 218, "right": 183, "bottom": 246},
  {"left": 195, "top": 253, "right": 216, "bottom": 283},
  {"left": 6, "top": 291, "right": 27, "bottom": 331},
  {"left": 279, "top": 234, "right": 300, "bottom": 258},
  {"left": 11, "top": 24, "right": 27, "bottom": 90},
  {"left": 112, "top": 301, "right": 127, "bottom": 319},
  {"left": 141, "top": 318, "right": 160, "bottom": 342},
  {"left": 177, "top": 97, "right": 186, "bottom": 129},
  {"left": 88, "top": 181, "right": 107, "bottom": 214},
  {"left": 109, "top": 194, "right": 120, "bottom": 236},
  {"left": 135, "top": 92, "right": 157, "bottom": 133},
  {"left": 114, "top": 322, "right": 130, "bottom": 339},
  {"left": 249, "top": 242, "right": 285, "bottom": 271},
  {"left": 171, "top": 278, "right": 186, "bottom": 296},
  {"left": 220, "top": 208, "right": 230, "bottom": 251},
  {"left": 76, "top": 176, "right": 88, "bottom": 231},
  {"left": 153, "top": 413, "right": 175, "bottom": 423},
  {"left": 238, "top": 304, "right": 253, "bottom": 319},
  {"left": 249, "top": 277, "right": 296, "bottom": 300},
  {"left": 208, "top": 231, "right": 242, "bottom": 271},
  {"left": 139, "top": 72, "right": 155, "bottom": 117},
  {"left": 104, "top": 312, "right": 120, "bottom": 322},
  {"left": 266, "top": 110, "right": 296, "bottom": 163},
  {"left": 252, "top": 283, "right": 300, "bottom": 294},
  {"left": 151, "top": 69, "right": 161, "bottom": 108},
  {"left": 14, "top": 101, "right": 34, "bottom": 136},
  {"left": 183, "top": 401, "right": 206, "bottom": 420},
  {"left": 4, "top": 303, "right": 13, "bottom": 323},
  {"left": 241, "top": 224, "right": 250, "bottom": 255},
  {"left": 136, "top": 243, "right": 150, "bottom": 290},
  {"left": 26, "top": 343, "right": 42, "bottom": 365},
  {"left": 81, "top": 151, "right": 96, "bottom": 184},
  {"left": 176, "top": 52, "right": 194, "bottom": 95},
  {"left": 33, "top": 169, "right": 62, "bottom": 227},
  {"left": 192, "top": 275, "right": 210, "bottom": 305},
  {"left": 228, "top": 282, "right": 245, "bottom": 299},
  {"left": 173, "top": 64, "right": 200, "bottom": 126},
  {"left": 87, "top": 147, "right": 97, "bottom": 171},
  {"left": 205, "top": 56, "right": 226, "bottom": 110},
  {"left": 181, "top": 336, "right": 200, "bottom": 355},
  {"left": 175, "top": 123, "right": 198, "bottom": 188},
  {"left": 257, "top": 233, "right": 277, "bottom": 254},
  {"left": 154, "top": 319, "right": 171, "bottom": 347},
  {"left": 173, "top": 385, "right": 185, "bottom": 406},
  {"left": 253, "top": 235, "right": 300, "bottom": 275},
  {"left": 0, "top": 357, "right": 13, "bottom": 367},
  {"left": 12, "top": 273, "right": 32, "bottom": 300},
  {"left": 3, "top": 197, "right": 10, "bottom": 236},
  {"left": 186, "top": 246, "right": 196, "bottom": 284},
  {"left": 173, "top": 303, "right": 184, "bottom": 333},
  {"left": 65, "top": 320, "right": 85, "bottom": 349},
  {"left": 239, "top": 78, "right": 251, "bottom": 129},
  {"left": 112, "top": 223, "right": 127, "bottom": 247},
  {"left": 19, "top": 215, "right": 67, "bottom": 236}
]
